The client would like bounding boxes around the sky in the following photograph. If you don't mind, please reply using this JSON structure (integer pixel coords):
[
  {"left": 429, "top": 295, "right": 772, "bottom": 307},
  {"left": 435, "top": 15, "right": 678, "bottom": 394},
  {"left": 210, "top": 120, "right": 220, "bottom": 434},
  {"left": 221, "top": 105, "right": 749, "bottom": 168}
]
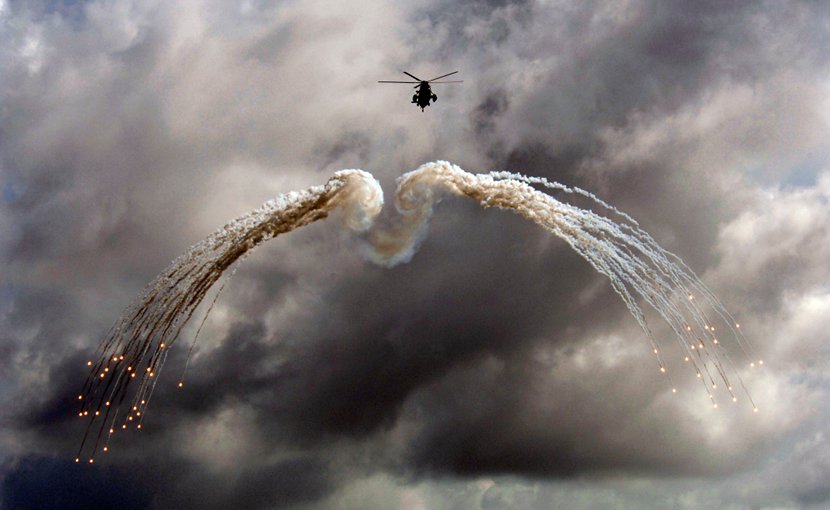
[{"left": 1, "top": 0, "right": 830, "bottom": 509}]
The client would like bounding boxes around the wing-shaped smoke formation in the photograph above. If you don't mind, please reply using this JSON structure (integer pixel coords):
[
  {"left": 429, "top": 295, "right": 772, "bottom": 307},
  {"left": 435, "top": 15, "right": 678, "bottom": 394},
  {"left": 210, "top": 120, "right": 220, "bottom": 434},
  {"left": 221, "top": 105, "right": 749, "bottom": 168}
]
[
  {"left": 377, "top": 161, "right": 759, "bottom": 397},
  {"left": 75, "top": 170, "right": 382, "bottom": 462},
  {"left": 76, "top": 162, "right": 759, "bottom": 463}
]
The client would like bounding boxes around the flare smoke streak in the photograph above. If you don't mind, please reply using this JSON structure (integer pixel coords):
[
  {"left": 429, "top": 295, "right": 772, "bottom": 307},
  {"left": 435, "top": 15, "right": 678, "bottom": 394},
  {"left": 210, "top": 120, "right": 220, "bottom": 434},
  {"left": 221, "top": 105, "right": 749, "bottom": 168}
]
[
  {"left": 76, "top": 161, "right": 758, "bottom": 463},
  {"left": 75, "top": 170, "right": 382, "bottom": 462}
]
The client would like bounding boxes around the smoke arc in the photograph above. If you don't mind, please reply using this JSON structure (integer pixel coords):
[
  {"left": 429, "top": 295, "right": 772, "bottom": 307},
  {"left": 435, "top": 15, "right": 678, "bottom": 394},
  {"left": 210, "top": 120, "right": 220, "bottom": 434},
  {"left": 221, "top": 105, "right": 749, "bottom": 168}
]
[
  {"left": 75, "top": 170, "right": 382, "bottom": 462},
  {"left": 76, "top": 161, "right": 759, "bottom": 464},
  {"left": 373, "top": 161, "right": 758, "bottom": 405}
]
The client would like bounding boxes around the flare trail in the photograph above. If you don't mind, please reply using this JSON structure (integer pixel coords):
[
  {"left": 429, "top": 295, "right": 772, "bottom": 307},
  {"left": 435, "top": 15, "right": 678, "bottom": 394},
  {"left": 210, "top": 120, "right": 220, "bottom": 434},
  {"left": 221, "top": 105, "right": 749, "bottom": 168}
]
[{"left": 76, "top": 161, "right": 758, "bottom": 464}]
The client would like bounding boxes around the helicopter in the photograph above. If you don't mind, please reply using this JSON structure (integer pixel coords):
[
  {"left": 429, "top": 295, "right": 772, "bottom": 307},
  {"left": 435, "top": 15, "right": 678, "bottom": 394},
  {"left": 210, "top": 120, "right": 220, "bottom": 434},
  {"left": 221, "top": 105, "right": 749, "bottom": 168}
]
[{"left": 378, "top": 71, "right": 463, "bottom": 111}]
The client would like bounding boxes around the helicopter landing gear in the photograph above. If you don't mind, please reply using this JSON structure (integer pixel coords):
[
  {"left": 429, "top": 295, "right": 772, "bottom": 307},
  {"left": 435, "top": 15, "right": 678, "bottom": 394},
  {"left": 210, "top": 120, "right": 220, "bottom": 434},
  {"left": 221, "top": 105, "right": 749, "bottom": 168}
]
[{"left": 431, "top": 93, "right": 437, "bottom": 102}]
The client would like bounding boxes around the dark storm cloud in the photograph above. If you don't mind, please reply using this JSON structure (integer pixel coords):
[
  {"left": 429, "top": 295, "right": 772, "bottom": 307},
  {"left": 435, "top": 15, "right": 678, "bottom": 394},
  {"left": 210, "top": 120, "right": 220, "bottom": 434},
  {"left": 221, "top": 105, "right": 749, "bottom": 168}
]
[
  {"left": 2, "top": 0, "right": 830, "bottom": 508},
  {"left": 263, "top": 209, "right": 609, "bottom": 439},
  {"left": 137, "top": 454, "right": 335, "bottom": 510},
  {"left": 315, "top": 131, "right": 374, "bottom": 171},
  {"left": 0, "top": 286, "right": 94, "bottom": 431},
  {"left": 457, "top": 0, "right": 830, "bottom": 168},
  {"left": 16, "top": 350, "right": 88, "bottom": 432},
  {"left": 152, "top": 205, "right": 620, "bottom": 441},
  {"left": 228, "top": 457, "right": 334, "bottom": 509},
  {"left": 1, "top": 452, "right": 332, "bottom": 510},
  {"left": 1, "top": 456, "right": 152, "bottom": 510}
]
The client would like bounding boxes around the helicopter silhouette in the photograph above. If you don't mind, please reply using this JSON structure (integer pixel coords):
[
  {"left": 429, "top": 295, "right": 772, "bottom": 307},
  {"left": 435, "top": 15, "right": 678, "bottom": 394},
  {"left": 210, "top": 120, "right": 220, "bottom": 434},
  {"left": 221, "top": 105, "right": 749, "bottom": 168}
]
[{"left": 378, "top": 71, "right": 463, "bottom": 111}]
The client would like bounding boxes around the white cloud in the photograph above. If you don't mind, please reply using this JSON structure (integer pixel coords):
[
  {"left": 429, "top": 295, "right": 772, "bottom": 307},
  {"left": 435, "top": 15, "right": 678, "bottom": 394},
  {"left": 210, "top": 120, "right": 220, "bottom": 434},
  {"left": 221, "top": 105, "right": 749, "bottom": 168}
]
[{"left": 713, "top": 172, "right": 830, "bottom": 303}]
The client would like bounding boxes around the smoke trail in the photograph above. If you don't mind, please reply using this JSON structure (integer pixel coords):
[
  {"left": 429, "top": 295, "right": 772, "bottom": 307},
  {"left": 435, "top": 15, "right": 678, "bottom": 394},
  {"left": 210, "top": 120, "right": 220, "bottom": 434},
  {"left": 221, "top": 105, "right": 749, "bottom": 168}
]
[
  {"left": 76, "top": 161, "right": 760, "bottom": 463},
  {"left": 75, "top": 170, "right": 382, "bottom": 463},
  {"left": 371, "top": 160, "right": 760, "bottom": 405}
]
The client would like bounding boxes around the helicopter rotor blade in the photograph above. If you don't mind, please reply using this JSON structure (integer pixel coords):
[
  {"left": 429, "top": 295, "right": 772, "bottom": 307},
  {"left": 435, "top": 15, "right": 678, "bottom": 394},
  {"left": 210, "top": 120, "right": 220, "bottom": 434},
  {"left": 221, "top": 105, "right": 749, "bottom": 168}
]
[
  {"left": 426, "top": 71, "right": 459, "bottom": 82},
  {"left": 378, "top": 81, "right": 420, "bottom": 84},
  {"left": 428, "top": 81, "right": 464, "bottom": 84},
  {"left": 402, "top": 71, "right": 423, "bottom": 81}
]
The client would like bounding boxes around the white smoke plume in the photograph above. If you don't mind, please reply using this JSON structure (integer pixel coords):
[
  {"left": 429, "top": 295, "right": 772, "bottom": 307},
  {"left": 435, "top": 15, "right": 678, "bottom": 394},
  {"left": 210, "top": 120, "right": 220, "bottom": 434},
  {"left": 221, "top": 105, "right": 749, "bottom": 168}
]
[
  {"left": 377, "top": 161, "right": 759, "bottom": 403},
  {"left": 75, "top": 161, "right": 758, "bottom": 464},
  {"left": 75, "top": 170, "right": 382, "bottom": 462}
]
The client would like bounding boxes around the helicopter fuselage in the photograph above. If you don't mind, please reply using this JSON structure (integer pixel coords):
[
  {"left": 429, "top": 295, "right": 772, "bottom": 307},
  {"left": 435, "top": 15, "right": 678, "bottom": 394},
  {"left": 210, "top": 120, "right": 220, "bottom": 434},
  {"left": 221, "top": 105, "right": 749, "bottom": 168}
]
[{"left": 413, "top": 82, "right": 437, "bottom": 111}]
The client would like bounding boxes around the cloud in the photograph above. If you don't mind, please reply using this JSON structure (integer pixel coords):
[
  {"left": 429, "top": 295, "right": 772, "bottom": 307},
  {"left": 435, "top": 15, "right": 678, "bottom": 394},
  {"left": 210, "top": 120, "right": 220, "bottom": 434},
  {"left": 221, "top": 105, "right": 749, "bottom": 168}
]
[
  {"left": 2, "top": 0, "right": 830, "bottom": 508},
  {"left": 1, "top": 456, "right": 152, "bottom": 510}
]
